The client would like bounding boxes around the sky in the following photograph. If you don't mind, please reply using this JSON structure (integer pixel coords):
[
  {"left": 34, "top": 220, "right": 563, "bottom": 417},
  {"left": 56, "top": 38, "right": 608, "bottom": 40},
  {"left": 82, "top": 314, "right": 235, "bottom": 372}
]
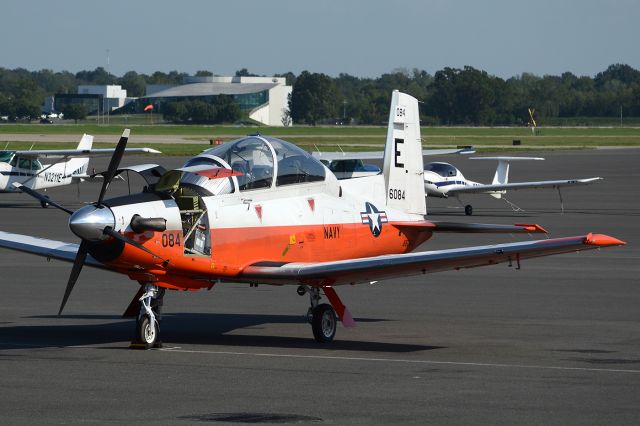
[{"left": 1, "top": 0, "right": 638, "bottom": 79}]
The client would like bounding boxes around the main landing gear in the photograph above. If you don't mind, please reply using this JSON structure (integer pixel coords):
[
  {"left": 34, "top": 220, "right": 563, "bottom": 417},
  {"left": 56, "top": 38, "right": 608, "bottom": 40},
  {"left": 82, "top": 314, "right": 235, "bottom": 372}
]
[
  {"left": 464, "top": 204, "right": 473, "bottom": 216},
  {"left": 131, "top": 283, "right": 165, "bottom": 349},
  {"left": 300, "top": 286, "right": 338, "bottom": 343}
]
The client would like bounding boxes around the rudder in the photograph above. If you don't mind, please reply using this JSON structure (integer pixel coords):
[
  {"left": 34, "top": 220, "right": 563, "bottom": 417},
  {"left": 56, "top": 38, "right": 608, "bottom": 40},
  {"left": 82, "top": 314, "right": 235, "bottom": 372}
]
[{"left": 382, "top": 90, "right": 426, "bottom": 215}]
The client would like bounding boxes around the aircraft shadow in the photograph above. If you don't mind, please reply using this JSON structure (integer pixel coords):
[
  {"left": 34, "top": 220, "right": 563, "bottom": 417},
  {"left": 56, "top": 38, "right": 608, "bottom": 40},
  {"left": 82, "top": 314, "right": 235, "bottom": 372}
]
[{"left": 0, "top": 312, "right": 443, "bottom": 354}]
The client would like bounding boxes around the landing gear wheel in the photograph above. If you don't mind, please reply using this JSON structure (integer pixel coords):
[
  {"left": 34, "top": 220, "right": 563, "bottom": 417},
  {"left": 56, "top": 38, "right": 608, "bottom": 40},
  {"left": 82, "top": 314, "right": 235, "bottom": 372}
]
[
  {"left": 311, "top": 303, "right": 337, "bottom": 343},
  {"left": 40, "top": 196, "right": 50, "bottom": 209},
  {"left": 136, "top": 315, "right": 158, "bottom": 349},
  {"left": 464, "top": 204, "right": 473, "bottom": 216}
]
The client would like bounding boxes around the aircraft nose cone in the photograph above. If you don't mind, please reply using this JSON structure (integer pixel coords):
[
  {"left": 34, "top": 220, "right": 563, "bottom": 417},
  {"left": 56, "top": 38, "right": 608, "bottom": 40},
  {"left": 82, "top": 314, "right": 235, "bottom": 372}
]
[{"left": 69, "top": 205, "right": 115, "bottom": 241}]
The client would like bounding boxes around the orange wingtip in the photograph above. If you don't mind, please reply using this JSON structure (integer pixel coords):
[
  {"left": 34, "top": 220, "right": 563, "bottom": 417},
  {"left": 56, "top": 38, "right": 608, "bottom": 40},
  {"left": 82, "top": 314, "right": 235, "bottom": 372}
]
[
  {"left": 514, "top": 223, "right": 548, "bottom": 233},
  {"left": 584, "top": 233, "right": 626, "bottom": 246}
]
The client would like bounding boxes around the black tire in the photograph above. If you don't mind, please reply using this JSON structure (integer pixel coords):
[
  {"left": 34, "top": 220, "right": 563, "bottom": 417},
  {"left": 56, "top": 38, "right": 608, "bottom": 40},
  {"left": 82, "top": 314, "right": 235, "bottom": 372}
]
[
  {"left": 137, "top": 315, "right": 158, "bottom": 348},
  {"left": 311, "top": 304, "right": 337, "bottom": 343},
  {"left": 465, "top": 204, "right": 473, "bottom": 216}
]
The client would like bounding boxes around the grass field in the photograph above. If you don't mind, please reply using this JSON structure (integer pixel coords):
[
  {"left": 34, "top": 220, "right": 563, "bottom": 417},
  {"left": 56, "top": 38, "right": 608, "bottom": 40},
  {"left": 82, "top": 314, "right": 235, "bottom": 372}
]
[{"left": 0, "top": 123, "right": 638, "bottom": 156}]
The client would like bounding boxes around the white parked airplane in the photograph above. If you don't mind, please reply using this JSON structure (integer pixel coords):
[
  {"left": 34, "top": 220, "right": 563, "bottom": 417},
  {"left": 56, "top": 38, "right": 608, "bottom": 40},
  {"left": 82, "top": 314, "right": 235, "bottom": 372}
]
[
  {"left": 312, "top": 147, "right": 475, "bottom": 179},
  {"left": 423, "top": 157, "right": 602, "bottom": 215},
  {"left": 0, "top": 133, "right": 160, "bottom": 207}
]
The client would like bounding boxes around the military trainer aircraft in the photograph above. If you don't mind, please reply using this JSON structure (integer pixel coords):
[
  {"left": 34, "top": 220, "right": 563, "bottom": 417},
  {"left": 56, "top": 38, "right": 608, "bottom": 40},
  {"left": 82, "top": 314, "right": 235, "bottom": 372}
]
[
  {"left": 0, "top": 133, "right": 160, "bottom": 207},
  {"left": 0, "top": 92, "right": 624, "bottom": 349}
]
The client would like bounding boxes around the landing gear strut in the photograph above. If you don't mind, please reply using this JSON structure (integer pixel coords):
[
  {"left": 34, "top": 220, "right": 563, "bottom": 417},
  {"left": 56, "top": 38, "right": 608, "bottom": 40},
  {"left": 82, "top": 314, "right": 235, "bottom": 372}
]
[
  {"left": 131, "top": 283, "right": 165, "bottom": 349},
  {"left": 303, "top": 287, "right": 337, "bottom": 343}
]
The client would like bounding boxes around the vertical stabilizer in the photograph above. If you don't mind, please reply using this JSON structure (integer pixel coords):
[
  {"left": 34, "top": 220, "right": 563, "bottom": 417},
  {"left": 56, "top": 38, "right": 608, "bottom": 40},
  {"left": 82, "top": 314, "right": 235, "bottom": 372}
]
[
  {"left": 382, "top": 90, "right": 426, "bottom": 215},
  {"left": 492, "top": 160, "right": 509, "bottom": 185},
  {"left": 76, "top": 134, "right": 94, "bottom": 150},
  {"left": 64, "top": 134, "right": 93, "bottom": 177}
]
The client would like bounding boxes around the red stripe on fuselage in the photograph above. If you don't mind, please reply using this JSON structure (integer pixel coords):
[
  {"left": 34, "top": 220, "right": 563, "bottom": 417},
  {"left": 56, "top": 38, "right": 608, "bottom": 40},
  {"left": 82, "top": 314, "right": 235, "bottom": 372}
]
[{"left": 102, "top": 222, "right": 433, "bottom": 290}]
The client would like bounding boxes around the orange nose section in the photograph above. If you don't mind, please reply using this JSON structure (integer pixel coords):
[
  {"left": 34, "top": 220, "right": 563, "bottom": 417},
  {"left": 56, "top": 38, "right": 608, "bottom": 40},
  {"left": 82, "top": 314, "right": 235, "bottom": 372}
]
[{"left": 584, "top": 233, "right": 627, "bottom": 247}]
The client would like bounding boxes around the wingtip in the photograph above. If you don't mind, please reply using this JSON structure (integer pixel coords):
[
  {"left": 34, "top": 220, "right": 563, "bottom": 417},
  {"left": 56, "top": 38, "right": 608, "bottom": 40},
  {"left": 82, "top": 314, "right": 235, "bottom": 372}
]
[
  {"left": 515, "top": 223, "right": 548, "bottom": 233},
  {"left": 584, "top": 233, "right": 626, "bottom": 247}
]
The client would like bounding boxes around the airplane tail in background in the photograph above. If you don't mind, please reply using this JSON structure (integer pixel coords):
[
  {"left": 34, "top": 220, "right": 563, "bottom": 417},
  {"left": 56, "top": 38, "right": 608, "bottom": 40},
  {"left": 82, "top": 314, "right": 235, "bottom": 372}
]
[
  {"left": 76, "top": 134, "right": 93, "bottom": 151},
  {"left": 470, "top": 156, "right": 545, "bottom": 199},
  {"left": 64, "top": 134, "right": 94, "bottom": 177},
  {"left": 382, "top": 90, "right": 426, "bottom": 215}
]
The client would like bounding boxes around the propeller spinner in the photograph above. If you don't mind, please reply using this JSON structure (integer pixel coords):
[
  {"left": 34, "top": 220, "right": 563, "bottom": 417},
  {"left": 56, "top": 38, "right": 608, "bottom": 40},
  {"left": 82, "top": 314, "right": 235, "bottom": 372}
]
[{"left": 16, "top": 129, "right": 167, "bottom": 315}]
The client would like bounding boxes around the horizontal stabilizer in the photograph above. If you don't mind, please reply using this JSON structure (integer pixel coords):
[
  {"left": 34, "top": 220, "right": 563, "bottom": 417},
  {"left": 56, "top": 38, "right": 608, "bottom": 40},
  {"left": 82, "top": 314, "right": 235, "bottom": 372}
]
[{"left": 391, "top": 221, "right": 547, "bottom": 234}]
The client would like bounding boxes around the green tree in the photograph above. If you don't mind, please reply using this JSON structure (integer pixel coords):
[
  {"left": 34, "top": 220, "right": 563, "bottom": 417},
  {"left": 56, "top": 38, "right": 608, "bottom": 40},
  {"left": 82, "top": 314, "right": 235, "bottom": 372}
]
[
  {"left": 213, "top": 95, "right": 240, "bottom": 123},
  {"left": 119, "top": 71, "right": 147, "bottom": 97},
  {"left": 61, "top": 104, "right": 88, "bottom": 124},
  {"left": 289, "top": 71, "right": 339, "bottom": 125}
]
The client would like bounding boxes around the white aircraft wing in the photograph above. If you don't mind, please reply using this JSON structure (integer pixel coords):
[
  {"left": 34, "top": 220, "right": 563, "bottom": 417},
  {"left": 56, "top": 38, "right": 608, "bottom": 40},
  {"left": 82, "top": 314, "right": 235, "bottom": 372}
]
[
  {"left": 15, "top": 148, "right": 161, "bottom": 159},
  {"left": 239, "top": 233, "right": 623, "bottom": 286},
  {"left": 0, "top": 231, "right": 105, "bottom": 269},
  {"left": 446, "top": 177, "right": 603, "bottom": 194},
  {"left": 312, "top": 147, "right": 474, "bottom": 161}
]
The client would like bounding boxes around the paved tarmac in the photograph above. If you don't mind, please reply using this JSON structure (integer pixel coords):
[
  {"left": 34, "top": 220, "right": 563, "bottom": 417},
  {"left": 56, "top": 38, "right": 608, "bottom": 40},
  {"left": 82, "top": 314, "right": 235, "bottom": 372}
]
[{"left": 0, "top": 149, "right": 638, "bottom": 424}]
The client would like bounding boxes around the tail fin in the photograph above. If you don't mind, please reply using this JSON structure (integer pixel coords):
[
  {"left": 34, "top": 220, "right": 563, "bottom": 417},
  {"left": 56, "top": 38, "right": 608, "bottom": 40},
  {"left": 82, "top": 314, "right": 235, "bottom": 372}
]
[
  {"left": 470, "top": 156, "right": 545, "bottom": 199},
  {"left": 382, "top": 90, "right": 426, "bottom": 215},
  {"left": 64, "top": 134, "right": 93, "bottom": 177},
  {"left": 76, "top": 134, "right": 93, "bottom": 150},
  {"left": 492, "top": 160, "right": 509, "bottom": 185}
]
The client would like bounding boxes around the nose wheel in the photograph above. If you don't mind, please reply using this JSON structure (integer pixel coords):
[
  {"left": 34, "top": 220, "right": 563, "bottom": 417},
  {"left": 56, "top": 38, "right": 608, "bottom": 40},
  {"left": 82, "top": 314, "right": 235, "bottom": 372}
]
[
  {"left": 465, "top": 204, "right": 473, "bottom": 215},
  {"left": 131, "top": 284, "right": 165, "bottom": 349}
]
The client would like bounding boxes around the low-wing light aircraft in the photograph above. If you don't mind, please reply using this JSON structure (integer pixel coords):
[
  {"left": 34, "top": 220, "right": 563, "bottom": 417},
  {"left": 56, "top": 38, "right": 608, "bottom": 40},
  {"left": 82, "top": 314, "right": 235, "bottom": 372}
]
[
  {"left": 312, "top": 147, "right": 475, "bottom": 179},
  {"left": 0, "top": 134, "right": 160, "bottom": 207},
  {"left": 0, "top": 92, "right": 624, "bottom": 349},
  {"left": 423, "top": 157, "right": 602, "bottom": 215}
]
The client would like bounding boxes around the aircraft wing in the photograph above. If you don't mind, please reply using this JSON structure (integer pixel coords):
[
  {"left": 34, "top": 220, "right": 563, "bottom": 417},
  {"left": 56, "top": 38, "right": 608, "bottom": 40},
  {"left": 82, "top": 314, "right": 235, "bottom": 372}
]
[
  {"left": 240, "top": 234, "right": 624, "bottom": 286},
  {"left": 312, "top": 147, "right": 474, "bottom": 161},
  {"left": 15, "top": 148, "right": 161, "bottom": 159},
  {"left": 0, "top": 231, "right": 105, "bottom": 269},
  {"left": 446, "top": 177, "right": 603, "bottom": 194}
]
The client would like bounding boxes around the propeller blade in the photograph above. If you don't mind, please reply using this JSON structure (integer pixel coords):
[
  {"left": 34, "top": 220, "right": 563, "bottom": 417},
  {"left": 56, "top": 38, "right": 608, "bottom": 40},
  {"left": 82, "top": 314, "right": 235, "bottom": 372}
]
[
  {"left": 102, "top": 226, "right": 166, "bottom": 261},
  {"left": 97, "top": 129, "right": 130, "bottom": 206},
  {"left": 14, "top": 184, "right": 74, "bottom": 215},
  {"left": 59, "top": 240, "right": 90, "bottom": 315}
]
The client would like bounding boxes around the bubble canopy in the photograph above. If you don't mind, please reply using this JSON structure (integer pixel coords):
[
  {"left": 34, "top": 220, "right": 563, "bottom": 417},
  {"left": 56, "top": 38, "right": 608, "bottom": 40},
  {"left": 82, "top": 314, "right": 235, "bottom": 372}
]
[{"left": 201, "top": 135, "right": 326, "bottom": 191}]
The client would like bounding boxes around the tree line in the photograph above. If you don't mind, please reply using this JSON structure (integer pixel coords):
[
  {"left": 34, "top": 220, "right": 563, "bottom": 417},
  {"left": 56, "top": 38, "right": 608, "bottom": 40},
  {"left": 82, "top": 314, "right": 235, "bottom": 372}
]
[{"left": 0, "top": 64, "right": 638, "bottom": 125}]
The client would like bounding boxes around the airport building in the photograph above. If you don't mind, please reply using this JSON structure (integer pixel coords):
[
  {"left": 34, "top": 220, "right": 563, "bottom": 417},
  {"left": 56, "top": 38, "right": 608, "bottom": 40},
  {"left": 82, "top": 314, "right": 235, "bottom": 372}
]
[
  {"left": 129, "top": 76, "right": 292, "bottom": 126},
  {"left": 51, "top": 85, "right": 131, "bottom": 115}
]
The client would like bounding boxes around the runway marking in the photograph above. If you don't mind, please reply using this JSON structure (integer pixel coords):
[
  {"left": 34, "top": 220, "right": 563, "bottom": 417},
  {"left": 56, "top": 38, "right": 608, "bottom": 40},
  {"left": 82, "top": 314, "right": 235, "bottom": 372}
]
[{"left": 158, "top": 347, "right": 640, "bottom": 375}]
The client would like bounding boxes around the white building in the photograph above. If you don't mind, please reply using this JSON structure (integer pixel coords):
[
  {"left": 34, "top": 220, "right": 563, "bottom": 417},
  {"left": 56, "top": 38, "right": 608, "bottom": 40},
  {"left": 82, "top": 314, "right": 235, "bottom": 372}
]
[
  {"left": 144, "top": 76, "right": 292, "bottom": 126},
  {"left": 77, "top": 85, "right": 129, "bottom": 111}
]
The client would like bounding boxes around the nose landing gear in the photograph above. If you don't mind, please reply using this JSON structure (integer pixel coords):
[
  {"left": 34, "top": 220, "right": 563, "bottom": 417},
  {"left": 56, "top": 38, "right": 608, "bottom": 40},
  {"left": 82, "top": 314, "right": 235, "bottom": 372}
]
[{"left": 130, "top": 283, "right": 165, "bottom": 350}]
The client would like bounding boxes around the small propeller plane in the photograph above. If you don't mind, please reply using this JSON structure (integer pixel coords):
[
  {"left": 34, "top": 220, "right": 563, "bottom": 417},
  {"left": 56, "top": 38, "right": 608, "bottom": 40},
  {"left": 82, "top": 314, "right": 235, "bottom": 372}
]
[
  {"left": 423, "top": 157, "right": 602, "bottom": 215},
  {"left": 0, "top": 91, "right": 624, "bottom": 349},
  {"left": 0, "top": 134, "right": 161, "bottom": 207},
  {"left": 312, "top": 147, "right": 475, "bottom": 179}
]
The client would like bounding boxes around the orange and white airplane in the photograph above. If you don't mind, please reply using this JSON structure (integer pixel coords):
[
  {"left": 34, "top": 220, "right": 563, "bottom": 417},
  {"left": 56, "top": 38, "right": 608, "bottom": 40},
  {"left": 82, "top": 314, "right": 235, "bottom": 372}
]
[{"left": 0, "top": 91, "right": 625, "bottom": 349}]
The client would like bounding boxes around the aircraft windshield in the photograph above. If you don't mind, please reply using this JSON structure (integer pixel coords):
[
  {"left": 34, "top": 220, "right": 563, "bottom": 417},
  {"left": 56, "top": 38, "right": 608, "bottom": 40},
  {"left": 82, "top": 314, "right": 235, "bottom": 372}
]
[
  {"left": 180, "top": 155, "right": 234, "bottom": 196},
  {"left": 204, "top": 136, "right": 325, "bottom": 190},
  {"left": 0, "top": 151, "right": 15, "bottom": 163},
  {"left": 425, "top": 162, "right": 458, "bottom": 177}
]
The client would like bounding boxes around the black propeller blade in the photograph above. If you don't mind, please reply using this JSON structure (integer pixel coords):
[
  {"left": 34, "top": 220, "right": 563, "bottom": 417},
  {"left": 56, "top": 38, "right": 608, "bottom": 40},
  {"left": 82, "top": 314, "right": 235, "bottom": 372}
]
[
  {"left": 97, "top": 128, "right": 130, "bottom": 206},
  {"left": 15, "top": 184, "right": 74, "bottom": 215},
  {"left": 102, "top": 226, "right": 166, "bottom": 261},
  {"left": 58, "top": 240, "right": 90, "bottom": 315}
]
